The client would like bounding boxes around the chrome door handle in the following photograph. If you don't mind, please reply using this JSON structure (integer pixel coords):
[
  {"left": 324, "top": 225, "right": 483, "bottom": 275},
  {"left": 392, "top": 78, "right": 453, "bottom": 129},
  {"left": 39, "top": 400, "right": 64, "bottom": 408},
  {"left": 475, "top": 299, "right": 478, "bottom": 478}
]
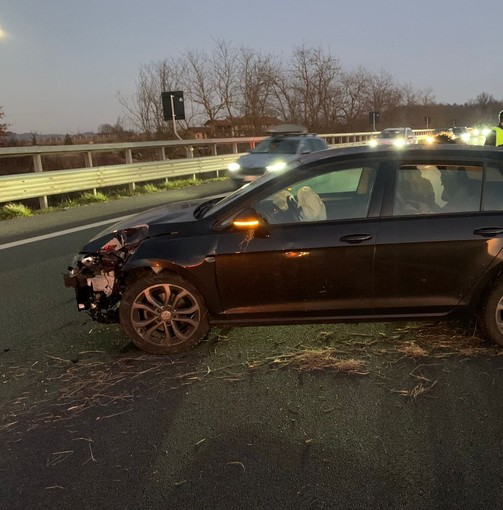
[
  {"left": 473, "top": 227, "right": 503, "bottom": 237},
  {"left": 340, "top": 234, "right": 372, "bottom": 244}
]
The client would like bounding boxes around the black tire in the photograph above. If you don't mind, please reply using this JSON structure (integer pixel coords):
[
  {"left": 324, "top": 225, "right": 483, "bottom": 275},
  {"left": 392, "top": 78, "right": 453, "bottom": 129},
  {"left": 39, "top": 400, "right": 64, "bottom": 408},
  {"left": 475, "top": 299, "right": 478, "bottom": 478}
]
[
  {"left": 478, "top": 280, "right": 503, "bottom": 347},
  {"left": 119, "top": 272, "right": 210, "bottom": 354}
]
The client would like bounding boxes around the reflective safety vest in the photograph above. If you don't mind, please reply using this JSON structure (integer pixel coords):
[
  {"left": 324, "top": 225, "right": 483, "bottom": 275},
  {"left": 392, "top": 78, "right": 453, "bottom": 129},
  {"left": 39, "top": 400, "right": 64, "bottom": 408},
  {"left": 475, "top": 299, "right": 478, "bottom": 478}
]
[{"left": 496, "top": 126, "right": 503, "bottom": 146}]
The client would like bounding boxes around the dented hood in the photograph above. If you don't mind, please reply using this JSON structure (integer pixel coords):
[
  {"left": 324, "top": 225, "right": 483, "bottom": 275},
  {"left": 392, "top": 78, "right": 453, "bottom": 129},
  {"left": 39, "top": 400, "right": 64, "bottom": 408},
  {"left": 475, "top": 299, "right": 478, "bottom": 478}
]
[{"left": 82, "top": 196, "right": 222, "bottom": 252}]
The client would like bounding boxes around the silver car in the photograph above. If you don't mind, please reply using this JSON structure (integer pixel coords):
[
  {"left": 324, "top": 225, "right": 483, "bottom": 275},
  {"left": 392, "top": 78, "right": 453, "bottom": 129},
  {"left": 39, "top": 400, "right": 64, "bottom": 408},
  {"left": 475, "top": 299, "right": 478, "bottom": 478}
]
[
  {"left": 228, "top": 125, "right": 329, "bottom": 186},
  {"left": 369, "top": 127, "right": 418, "bottom": 148}
]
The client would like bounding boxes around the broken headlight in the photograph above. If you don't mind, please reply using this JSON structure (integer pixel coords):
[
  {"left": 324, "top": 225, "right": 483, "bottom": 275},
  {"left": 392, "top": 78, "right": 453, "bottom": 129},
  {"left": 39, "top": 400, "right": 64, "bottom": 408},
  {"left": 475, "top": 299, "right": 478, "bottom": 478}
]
[{"left": 64, "top": 224, "right": 150, "bottom": 319}]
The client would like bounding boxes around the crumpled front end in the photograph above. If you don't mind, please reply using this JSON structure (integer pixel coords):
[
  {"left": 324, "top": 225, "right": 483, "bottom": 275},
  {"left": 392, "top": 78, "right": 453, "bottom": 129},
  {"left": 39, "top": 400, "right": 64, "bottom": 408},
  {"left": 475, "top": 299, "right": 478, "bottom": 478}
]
[{"left": 64, "top": 225, "right": 149, "bottom": 323}]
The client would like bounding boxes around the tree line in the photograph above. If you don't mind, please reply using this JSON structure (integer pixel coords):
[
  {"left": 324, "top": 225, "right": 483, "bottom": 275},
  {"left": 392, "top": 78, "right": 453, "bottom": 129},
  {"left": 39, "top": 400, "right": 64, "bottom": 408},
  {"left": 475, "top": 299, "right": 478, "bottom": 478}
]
[
  {"left": 118, "top": 40, "right": 503, "bottom": 138},
  {"left": 2, "top": 41, "right": 503, "bottom": 145}
]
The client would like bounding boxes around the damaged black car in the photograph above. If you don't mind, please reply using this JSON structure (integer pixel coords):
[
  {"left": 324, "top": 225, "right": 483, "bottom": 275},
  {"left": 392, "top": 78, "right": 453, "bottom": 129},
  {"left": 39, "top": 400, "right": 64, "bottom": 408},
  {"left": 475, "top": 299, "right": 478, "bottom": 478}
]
[{"left": 65, "top": 145, "right": 503, "bottom": 354}]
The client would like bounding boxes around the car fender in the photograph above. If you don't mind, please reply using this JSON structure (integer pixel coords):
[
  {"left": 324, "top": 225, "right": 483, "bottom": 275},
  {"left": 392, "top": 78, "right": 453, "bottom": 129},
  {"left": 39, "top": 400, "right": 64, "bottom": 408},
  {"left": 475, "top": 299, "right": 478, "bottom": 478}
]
[
  {"left": 122, "top": 235, "right": 223, "bottom": 314},
  {"left": 461, "top": 251, "right": 503, "bottom": 311}
]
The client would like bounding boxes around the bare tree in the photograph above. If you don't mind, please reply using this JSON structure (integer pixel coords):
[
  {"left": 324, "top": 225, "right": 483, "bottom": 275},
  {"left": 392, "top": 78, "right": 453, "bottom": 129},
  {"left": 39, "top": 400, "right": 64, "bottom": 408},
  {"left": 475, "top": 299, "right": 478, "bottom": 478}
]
[
  {"left": 285, "top": 45, "right": 343, "bottom": 132},
  {"left": 118, "top": 58, "right": 187, "bottom": 137},
  {"left": 417, "top": 87, "right": 436, "bottom": 106},
  {"left": 236, "top": 47, "right": 279, "bottom": 134},
  {"left": 0, "top": 106, "right": 9, "bottom": 140},
  {"left": 98, "top": 117, "right": 134, "bottom": 141},
  {"left": 212, "top": 39, "right": 240, "bottom": 123},
  {"left": 364, "top": 69, "right": 404, "bottom": 124},
  {"left": 184, "top": 49, "right": 223, "bottom": 130},
  {"left": 120, "top": 43, "right": 445, "bottom": 136},
  {"left": 270, "top": 66, "right": 301, "bottom": 125},
  {"left": 401, "top": 83, "right": 419, "bottom": 106},
  {"left": 339, "top": 67, "right": 370, "bottom": 131}
]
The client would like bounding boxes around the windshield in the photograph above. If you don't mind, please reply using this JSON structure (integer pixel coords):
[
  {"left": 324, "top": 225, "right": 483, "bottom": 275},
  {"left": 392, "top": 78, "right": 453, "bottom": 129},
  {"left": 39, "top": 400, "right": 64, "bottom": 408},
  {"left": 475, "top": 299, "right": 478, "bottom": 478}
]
[
  {"left": 201, "top": 170, "right": 280, "bottom": 218},
  {"left": 253, "top": 137, "right": 300, "bottom": 154},
  {"left": 379, "top": 129, "right": 405, "bottom": 139}
]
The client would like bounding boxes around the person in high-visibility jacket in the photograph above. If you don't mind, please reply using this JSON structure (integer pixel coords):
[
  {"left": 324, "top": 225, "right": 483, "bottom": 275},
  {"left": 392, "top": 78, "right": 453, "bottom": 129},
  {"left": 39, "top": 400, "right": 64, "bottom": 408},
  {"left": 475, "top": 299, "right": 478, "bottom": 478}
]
[{"left": 484, "top": 110, "right": 503, "bottom": 146}]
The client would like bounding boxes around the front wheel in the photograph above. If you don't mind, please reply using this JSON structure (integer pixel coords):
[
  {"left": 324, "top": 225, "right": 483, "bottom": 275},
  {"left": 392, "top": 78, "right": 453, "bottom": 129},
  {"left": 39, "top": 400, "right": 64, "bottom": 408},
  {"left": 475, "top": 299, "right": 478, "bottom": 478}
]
[
  {"left": 478, "top": 280, "right": 503, "bottom": 347},
  {"left": 119, "top": 273, "right": 210, "bottom": 354}
]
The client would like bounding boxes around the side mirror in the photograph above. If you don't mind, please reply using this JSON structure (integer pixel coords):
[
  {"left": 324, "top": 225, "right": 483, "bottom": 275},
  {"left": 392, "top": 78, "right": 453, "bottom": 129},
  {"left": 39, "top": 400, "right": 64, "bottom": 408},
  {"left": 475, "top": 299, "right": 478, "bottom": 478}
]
[{"left": 231, "top": 208, "right": 269, "bottom": 237}]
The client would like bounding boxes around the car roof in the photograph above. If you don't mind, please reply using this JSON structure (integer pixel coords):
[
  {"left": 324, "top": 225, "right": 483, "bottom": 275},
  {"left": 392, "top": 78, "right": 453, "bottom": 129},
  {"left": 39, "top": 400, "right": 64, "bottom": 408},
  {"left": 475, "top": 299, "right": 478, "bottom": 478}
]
[
  {"left": 266, "top": 123, "right": 308, "bottom": 135},
  {"left": 266, "top": 132, "right": 322, "bottom": 140},
  {"left": 298, "top": 143, "right": 503, "bottom": 166}
]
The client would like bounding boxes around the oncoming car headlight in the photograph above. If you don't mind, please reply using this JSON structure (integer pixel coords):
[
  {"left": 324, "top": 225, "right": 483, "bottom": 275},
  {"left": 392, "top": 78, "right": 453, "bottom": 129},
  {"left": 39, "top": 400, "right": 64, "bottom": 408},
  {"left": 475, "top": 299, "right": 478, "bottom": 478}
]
[
  {"left": 266, "top": 161, "right": 287, "bottom": 172},
  {"left": 393, "top": 138, "right": 406, "bottom": 148},
  {"left": 461, "top": 133, "right": 471, "bottom": 142},
  {"left": 228, "top": 162, "right": 240, "bottom": 172},
  {"left": 369, "top": 139, "right": 378, "bottom": 148}
]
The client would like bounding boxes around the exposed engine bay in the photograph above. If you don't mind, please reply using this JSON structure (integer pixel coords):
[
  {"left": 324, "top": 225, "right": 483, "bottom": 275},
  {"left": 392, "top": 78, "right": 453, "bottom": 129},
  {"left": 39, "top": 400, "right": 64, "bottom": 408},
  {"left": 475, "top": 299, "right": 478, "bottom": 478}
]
[{"left": 64, "top": 225, "right": 149, "bottom": 323}]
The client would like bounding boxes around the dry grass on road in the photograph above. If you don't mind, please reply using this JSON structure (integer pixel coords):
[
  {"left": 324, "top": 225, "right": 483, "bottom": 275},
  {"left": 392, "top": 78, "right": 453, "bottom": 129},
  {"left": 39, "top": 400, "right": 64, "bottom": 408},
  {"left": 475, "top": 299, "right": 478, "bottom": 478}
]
[{"left": 1, "top": 321, "right": 502, "bottom": 438}]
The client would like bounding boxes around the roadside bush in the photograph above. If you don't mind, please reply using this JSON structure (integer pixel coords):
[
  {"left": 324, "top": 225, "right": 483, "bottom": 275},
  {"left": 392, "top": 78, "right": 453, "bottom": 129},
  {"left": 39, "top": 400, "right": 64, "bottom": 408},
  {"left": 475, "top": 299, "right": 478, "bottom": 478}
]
[
  {"left": 0, "top": 202, "right": 33, "bottom": 219},
  {"left": 137, "top": 183, "right": 159, "bottom": 194},
  {"left": 75, "top": 191, "right": 108, "bottom": 205}
]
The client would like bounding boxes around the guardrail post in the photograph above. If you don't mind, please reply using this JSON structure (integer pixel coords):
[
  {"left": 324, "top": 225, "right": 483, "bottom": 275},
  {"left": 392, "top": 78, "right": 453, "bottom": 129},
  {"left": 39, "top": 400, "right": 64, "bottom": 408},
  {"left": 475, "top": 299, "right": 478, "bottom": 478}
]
[
  {"left": 186, "top": 146, "right": 194, "bottom": 159},
  {"left": 232, "top": 143, "right": 238, "bottom": 154},
  {"left": 125, "top": 149, "right": 135, "bottom": 192},
  {"left": 159, "top": 147, "right": 170, "bottom": 183},
  {"left": 211, "top": 143, "right": 218, "bottom": 156},
  {"left": 33, "top": 154, "right": 48, "bottom": 209},
  {"left": 84, "top": 151, "right": 97, "bottom": 195}
]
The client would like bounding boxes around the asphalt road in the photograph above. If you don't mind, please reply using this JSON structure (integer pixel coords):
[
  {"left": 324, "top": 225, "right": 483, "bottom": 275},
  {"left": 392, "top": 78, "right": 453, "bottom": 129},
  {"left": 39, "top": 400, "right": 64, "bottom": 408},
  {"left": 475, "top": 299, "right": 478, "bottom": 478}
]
[{"left": 1, "top": 180, "right": 503, "bottom": 510}]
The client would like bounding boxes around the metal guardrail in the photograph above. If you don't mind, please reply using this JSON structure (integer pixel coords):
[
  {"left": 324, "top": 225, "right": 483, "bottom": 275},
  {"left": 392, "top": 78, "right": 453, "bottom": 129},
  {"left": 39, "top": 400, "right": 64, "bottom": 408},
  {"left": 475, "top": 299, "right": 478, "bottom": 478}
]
[
  {"left": 0, "top": 130, "right": 431, "bottom": 208},
  {"left": 0, "top": 154, "right": 241, "bottom": 206}
]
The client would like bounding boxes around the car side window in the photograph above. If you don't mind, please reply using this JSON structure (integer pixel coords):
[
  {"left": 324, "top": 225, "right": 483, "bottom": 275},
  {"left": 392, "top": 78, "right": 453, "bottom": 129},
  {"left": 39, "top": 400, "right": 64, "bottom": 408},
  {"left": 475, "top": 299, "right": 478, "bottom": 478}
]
[
  {"left": 311, "top": 138, "right": 328, "bottom": 151},
  {"left": 254, "top": 166, "right": 377, "bottom": 224},
  {"left": 393, "top": 164, "right": 482, "bottom": 216},
  {"left": 301, "top": 139, "right": 313, "bottom": 153},
  {"left": 482, "top": 165, "right": 503, "bottom": 211}
]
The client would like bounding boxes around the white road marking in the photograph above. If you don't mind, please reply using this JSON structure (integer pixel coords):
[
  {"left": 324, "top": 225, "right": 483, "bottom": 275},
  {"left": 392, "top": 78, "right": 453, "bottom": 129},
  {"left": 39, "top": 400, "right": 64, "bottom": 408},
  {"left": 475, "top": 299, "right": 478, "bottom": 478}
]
[{"left": 0, "top": 215, "right": 134, "bottom": 251}]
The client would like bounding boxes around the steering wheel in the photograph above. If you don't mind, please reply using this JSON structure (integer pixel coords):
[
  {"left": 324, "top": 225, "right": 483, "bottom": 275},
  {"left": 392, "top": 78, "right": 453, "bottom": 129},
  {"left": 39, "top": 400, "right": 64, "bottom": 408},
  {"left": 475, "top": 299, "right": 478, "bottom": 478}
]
[{"left": 286, "top": 195, "right": 302, "bottom": 221}]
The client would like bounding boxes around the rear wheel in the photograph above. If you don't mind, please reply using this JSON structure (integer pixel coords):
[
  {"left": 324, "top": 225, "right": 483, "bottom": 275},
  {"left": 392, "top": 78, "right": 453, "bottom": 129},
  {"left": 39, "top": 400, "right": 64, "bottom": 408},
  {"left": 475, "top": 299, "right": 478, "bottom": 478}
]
[
  {"left": 478, "top": 280, "right": 503, "bottom": 347},
  {"left": 119, "top": 273, "right": 210, "bottom": 354}
]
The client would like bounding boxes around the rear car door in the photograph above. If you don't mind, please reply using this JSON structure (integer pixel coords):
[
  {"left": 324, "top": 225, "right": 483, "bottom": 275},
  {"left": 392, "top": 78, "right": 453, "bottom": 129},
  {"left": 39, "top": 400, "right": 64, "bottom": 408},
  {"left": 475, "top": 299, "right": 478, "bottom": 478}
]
[
  {"left": 373, "top": 157, "right": 503, "bottom": 315},
  {"left": 213, "top": 160, "right": 387, "bottom": 320}
]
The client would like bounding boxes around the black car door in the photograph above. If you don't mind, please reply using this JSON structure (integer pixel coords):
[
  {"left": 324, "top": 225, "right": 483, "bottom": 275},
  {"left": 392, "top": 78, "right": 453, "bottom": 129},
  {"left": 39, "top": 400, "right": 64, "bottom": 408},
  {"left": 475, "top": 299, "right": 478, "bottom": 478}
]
[
  {"left": 373, "top": 159, "right": 503, "bottom": 315},
  {"left": 213, "top": 161, "right": 386, "bottom": 320}
]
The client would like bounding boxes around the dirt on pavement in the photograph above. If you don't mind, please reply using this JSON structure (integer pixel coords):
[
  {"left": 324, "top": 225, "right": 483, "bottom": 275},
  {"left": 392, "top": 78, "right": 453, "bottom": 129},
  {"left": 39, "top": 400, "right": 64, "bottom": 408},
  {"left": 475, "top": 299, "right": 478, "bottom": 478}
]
[{"left": 1, "top": 320, "right": 503, "bottom": 509}]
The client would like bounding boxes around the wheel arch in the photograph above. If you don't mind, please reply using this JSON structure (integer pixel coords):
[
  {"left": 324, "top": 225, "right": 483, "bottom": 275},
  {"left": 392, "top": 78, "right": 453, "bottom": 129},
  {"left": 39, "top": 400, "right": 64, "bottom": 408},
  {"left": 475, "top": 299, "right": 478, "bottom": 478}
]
[
  {"left": 121, "top": 258, "right": 222, "bottom": 316},
  {"left": 474, "top": 265, "right": 503, "bottom": 311}
]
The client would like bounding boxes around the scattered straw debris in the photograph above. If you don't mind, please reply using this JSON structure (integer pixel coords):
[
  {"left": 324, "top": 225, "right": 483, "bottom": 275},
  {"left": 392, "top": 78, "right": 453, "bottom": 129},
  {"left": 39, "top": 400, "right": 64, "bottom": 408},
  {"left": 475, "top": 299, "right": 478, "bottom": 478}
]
[
  {"left": 1, "top": 322, "right": 501, "bottom": 438},
  {"left": 391, "top": 380, "right": 437, "bottom": 400},
  {"left": 397, "top": 342, "right": 429, "bottom": 358},
  {"left": 270, "top": 348, "right": 369, "bottom": 375},
  {"left": 226, "top": 461, "right": 246, "bottom": 473}
]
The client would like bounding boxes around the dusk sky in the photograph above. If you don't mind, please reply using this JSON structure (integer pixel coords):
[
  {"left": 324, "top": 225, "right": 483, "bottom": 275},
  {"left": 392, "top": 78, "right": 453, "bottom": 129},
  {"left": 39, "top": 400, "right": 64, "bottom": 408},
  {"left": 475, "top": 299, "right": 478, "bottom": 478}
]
[{"left": 1, "top": 0, "right": 502, "bottom": 134}]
